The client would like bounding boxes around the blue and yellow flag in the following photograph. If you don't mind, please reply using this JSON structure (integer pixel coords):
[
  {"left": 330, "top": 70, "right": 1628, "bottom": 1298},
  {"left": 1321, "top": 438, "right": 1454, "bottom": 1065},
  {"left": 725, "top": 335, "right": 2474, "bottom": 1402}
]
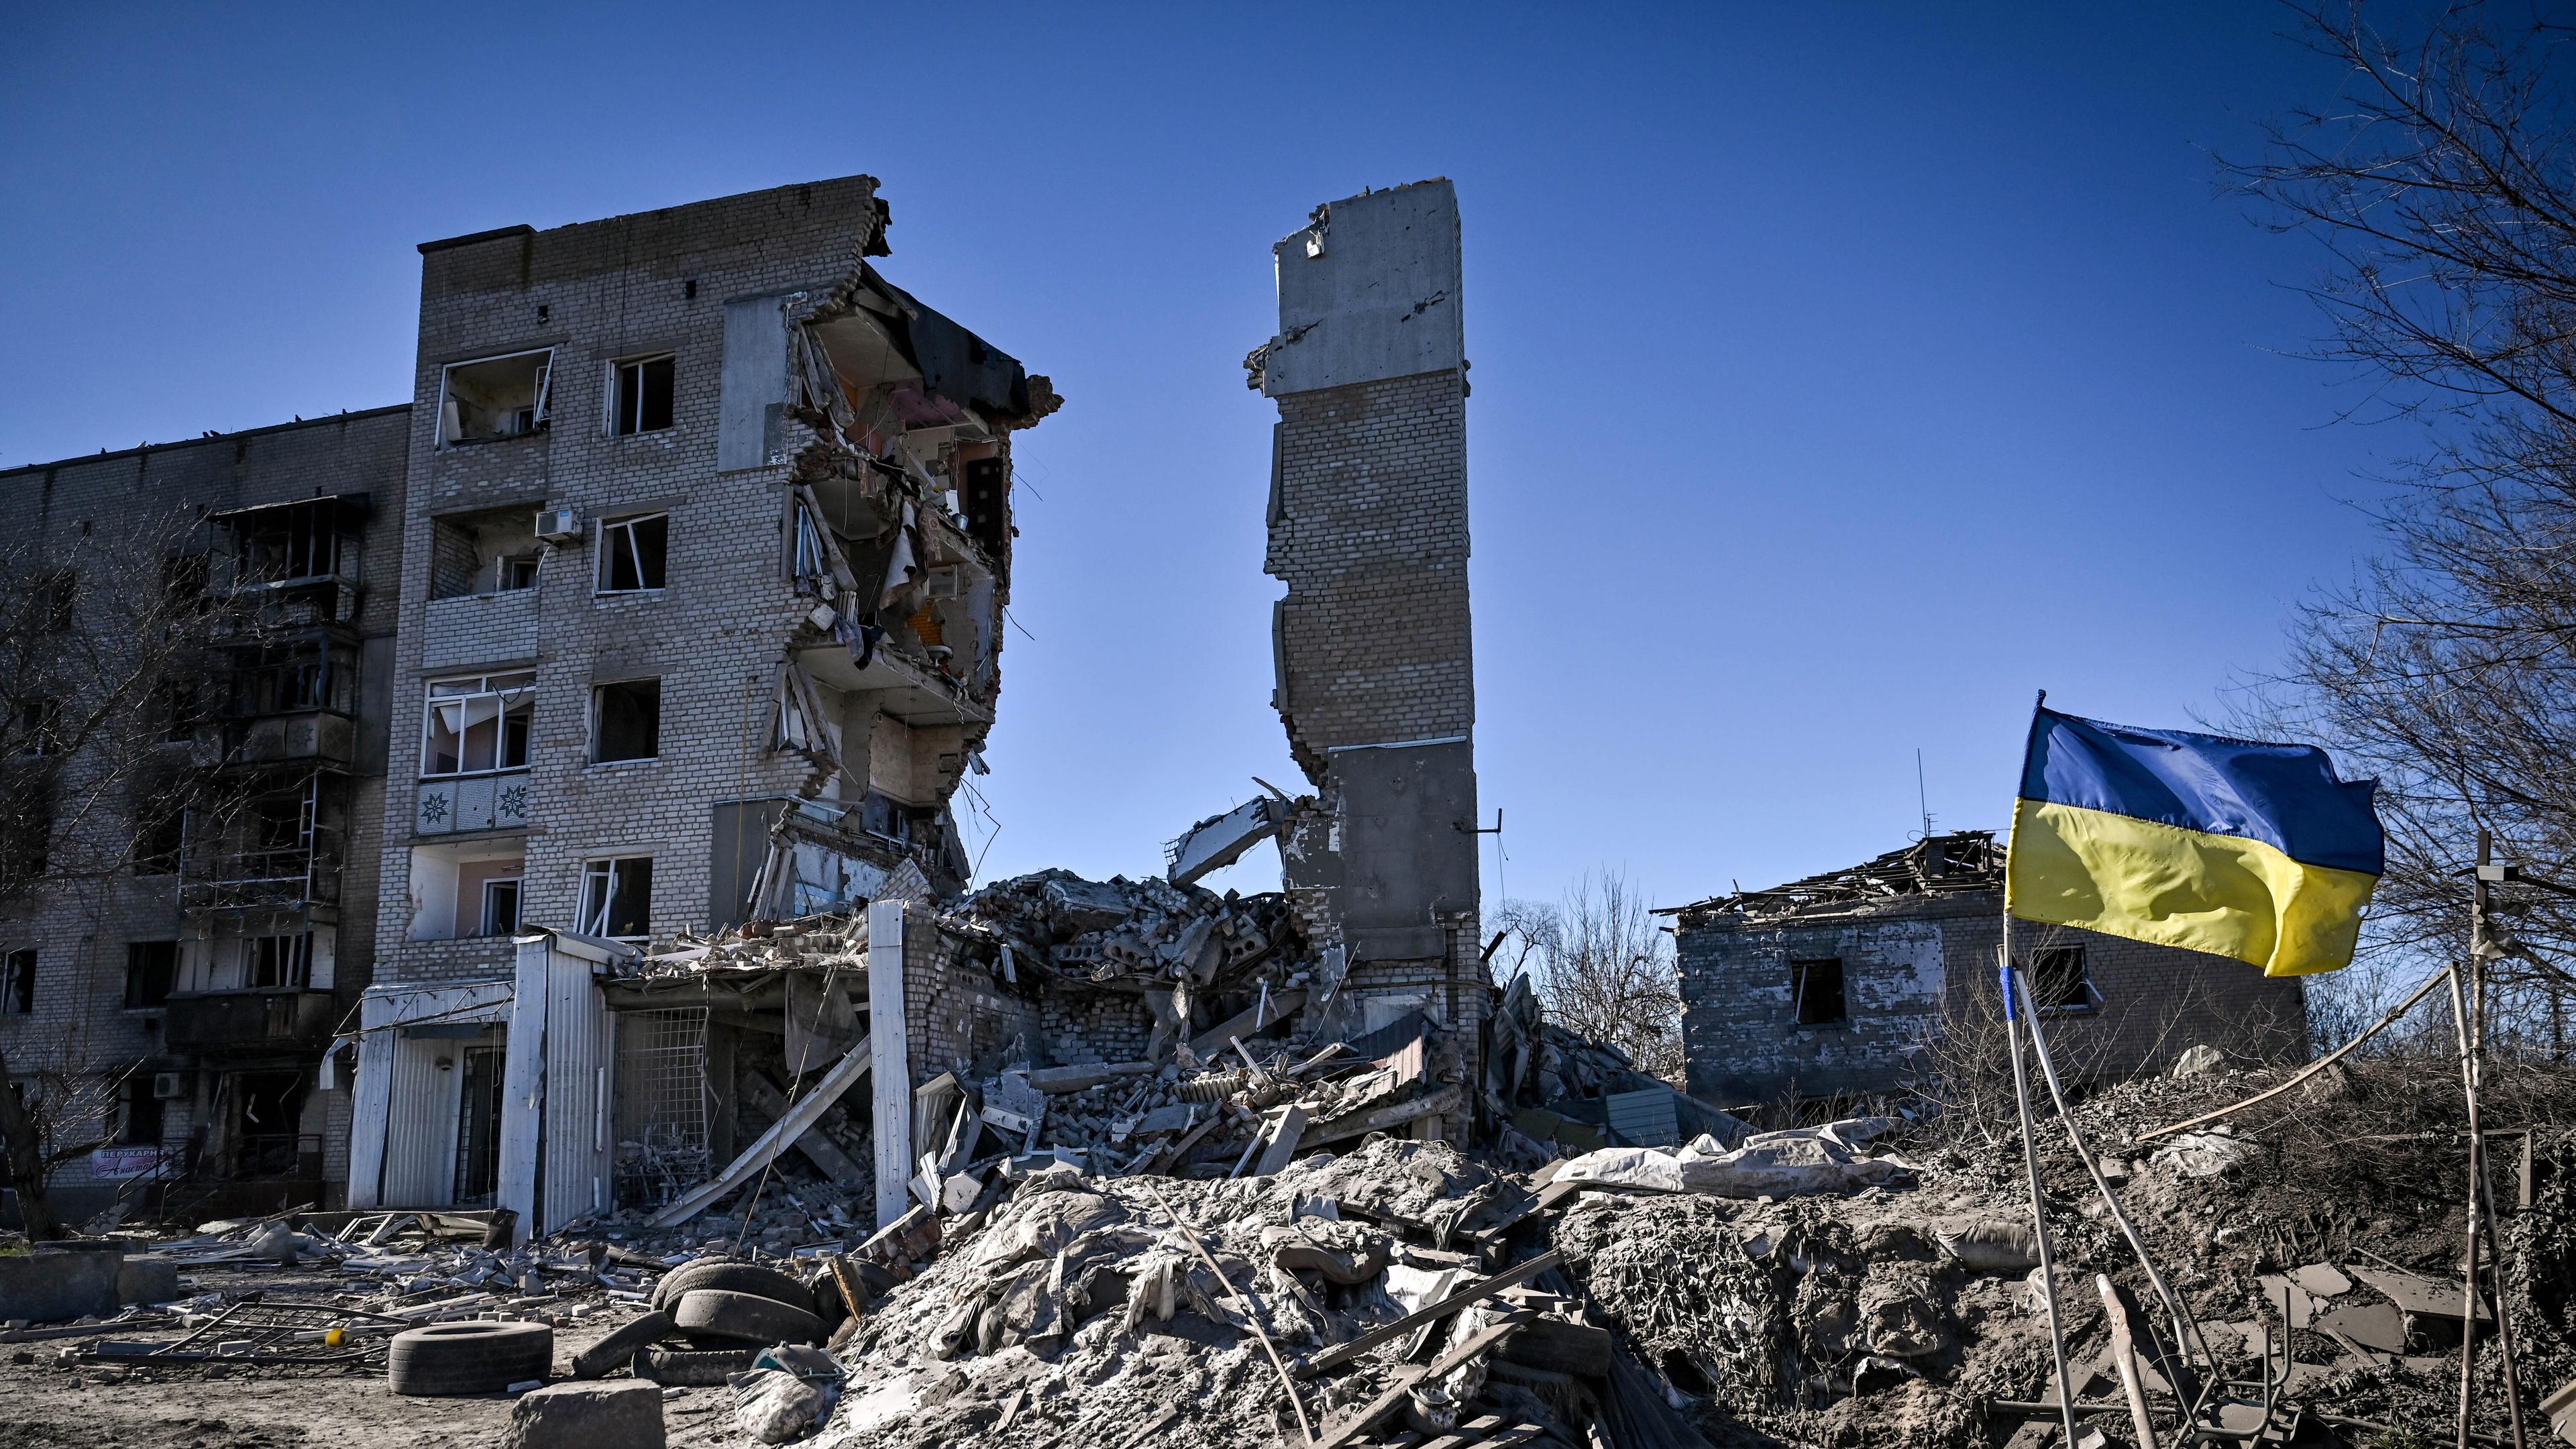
[{"left": 2005, "top": 706, "right": 2383, "bottom": 977}]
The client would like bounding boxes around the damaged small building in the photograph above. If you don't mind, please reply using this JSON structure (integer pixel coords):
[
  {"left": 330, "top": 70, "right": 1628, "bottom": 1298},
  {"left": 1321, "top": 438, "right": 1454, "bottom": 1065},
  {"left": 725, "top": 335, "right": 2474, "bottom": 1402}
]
[{"left": 1662, "top": 830, "right": 2312, "bottom": 1104}]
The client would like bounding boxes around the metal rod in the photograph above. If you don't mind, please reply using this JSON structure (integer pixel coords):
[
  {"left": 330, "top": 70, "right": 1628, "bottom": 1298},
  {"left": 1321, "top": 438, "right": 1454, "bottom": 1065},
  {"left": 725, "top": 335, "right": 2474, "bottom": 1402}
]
[
  {"left": 2133, "top": 966, "right": 2452, "bottom": 1144},
  {"left": 2002, "top": 936, "right": 2078, "bottom": 1449},
  {"left": 2017, "top": 969, "right": 2212, "bottom": 1377},
  {"left": 2450, "top": 959, "right": 2485, "bottom": 1449}
]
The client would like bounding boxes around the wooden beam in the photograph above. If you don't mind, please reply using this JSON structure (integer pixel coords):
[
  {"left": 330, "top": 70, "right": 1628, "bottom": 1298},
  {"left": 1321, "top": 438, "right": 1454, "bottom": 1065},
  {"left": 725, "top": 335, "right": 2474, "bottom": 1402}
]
[
  {"left": 740, "top": 1071, "right": 863, "bottom": 1185},
  {"left": 646, "top": 1034, "right": 871, "bottom": 1227},
  {"left": 1296, "top": 1251, "right": 1562, "bottom": 1379},
  {"left": 1185, "top": 990, "right": 1307, "bottom": 1061}
]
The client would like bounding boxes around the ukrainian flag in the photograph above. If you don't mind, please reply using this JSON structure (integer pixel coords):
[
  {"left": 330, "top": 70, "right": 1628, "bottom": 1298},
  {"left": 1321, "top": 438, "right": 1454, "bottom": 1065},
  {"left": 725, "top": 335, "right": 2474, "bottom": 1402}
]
[{"left": 2005, "top": 706, "right": 2383, "bottom": 977}]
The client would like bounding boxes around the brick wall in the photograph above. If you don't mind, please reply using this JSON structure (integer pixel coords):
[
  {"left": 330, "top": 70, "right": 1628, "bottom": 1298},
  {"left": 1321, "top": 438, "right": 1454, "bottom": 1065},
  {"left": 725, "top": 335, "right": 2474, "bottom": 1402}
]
[
  {"left": 1265, "top": 369, "right": 1475, "bottom": 773},
  {"left": 0, "top": 408, "right": 411, "bottom": 1204},
  {"left": 896, "top": 908, "right": 1040, "bottom": 1086},
  {"left": 1676, "top": 891, "right": 2311, "bottom": 1104}
]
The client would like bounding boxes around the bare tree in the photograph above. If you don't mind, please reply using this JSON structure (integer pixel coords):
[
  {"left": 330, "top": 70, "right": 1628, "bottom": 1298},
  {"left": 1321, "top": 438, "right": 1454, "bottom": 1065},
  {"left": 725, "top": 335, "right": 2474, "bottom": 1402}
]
[
  {"left": 0, "top": 502, "right": 248, "bottom": 1238},
  {"left": 2229, "top": 2, "right": 2576, "bottom": 1044},
  {"left": 1510, "top": 870, "right": 1685, "bottom": 1085}
]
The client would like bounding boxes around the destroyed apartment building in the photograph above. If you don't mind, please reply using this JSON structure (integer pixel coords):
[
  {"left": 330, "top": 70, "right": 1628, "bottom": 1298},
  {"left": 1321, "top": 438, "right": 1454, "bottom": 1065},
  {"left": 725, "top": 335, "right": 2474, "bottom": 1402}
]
[
  {"left": 6, "top": 176, "right": 2567, "bottom": 1449},
  {"left": 1662, "top": 830, "right": 2313, "bottom": 1104},
  {"left": 0, "top": 174, "right": 1531, "bottom": 1244}
]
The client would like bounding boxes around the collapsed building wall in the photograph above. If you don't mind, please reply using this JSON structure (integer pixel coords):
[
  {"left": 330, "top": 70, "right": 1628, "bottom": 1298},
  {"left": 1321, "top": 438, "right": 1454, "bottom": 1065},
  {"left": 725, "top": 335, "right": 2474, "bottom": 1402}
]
[{"left": 1250, "top": 180, "right": 1487, "bottom": 1065}]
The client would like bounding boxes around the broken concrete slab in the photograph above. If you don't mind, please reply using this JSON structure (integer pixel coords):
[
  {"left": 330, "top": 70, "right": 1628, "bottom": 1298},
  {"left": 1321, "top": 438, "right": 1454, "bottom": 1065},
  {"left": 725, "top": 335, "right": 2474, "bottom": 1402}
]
[
  {"left": 502, "top": 1380, "right": 665, "bottom": 1449},
  {"left": 0, "top": 1249, "right": 122, "bottom": 1324}
]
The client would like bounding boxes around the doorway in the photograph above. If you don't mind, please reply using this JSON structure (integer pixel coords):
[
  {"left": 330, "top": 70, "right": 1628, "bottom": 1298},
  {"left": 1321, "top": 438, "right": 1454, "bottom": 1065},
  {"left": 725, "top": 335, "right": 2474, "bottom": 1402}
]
[{"left": 452, "top": 1045, "right": 505, "bottom": 1205}]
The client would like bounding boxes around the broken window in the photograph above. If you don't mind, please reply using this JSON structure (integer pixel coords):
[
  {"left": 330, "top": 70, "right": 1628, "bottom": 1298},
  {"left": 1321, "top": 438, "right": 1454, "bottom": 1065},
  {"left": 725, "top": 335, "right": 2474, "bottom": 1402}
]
[
  {"left": 439, "top": 350, "right": 552, "bottom": 445},
  {"left": 157, "top": 680, "right": 207, "bottom": 743},
  {"left": 2030, "top": 946, "right": 2094, "bottom": 1012},
  {"left": 597, "top": 513, "right": 668, "bottom": 593},
  {"left": 227, "top": 499, "right": 353, "bottom": 588},
  {"left": 1791, "top": 957, "right": 1845, "bottom": 1026},
  {"left": 771, "top": 662, "right": 838, "bottom": 769},
  {"left": 162, "top": 553, "right": 211, "bottom": 615},
  {"left": 113, "top": 1077, "right": 164, "bottom": 1147},
  {"left": 123, "top": 941, "right": 177, "bottom": 1010},
  {"left": 578, "top": 856, "right": 653, "bottom": 939},
  {"left": 429, "top": 506, "right": 543, "bottom": 599},
  {"left": 422, "top": 673, "right": 535, "bottom": 777},
  {"left": 131, "top": 791, "right": 185, "bottom": 875},
  {"left": 10, "top": 699, "right": 62, "bottom": 757},
  {"left": 36, "top": 570, "right": 74, "bottom": 631},
  {"left": 481, "top": 877, "right": 522, "bottom": 936},
  {"left": 611, "top": 354, "right": 676, "bottom": 435},
  {"left": 0, "top": 770, "right": 54, "bottom": 890},
  {"left": 592, "top": 678, "right": 661, "bottom": 763},
  {"left": 2, "top": 949, "right": 32, "bottom": 1016},
  {"left": 244, "top": 932, "right": 311, "bottom": 990}
]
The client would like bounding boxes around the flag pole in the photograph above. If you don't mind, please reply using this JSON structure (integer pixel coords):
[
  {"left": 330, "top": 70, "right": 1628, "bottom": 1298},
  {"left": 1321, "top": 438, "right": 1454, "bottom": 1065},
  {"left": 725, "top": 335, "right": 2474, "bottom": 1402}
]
[{"left": 2004, "top": 930, "right": 2078, "bottom": 1449}]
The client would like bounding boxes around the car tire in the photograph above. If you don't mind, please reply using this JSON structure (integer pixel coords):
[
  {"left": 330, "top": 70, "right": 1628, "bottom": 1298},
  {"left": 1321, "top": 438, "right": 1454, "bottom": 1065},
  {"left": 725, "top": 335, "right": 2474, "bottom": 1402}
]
[
  {"left": 387, "top": 1321, "right": 553, "bottom": 1397},
  {"left": 649, "top": 1260, "right": 816, "bottom": 1316},
  {"left": 634, "top": 1344, "right": 759, "bottom": 1387},
  {"left": 568, "top": 1309, "right": 674, "bottom": 1379},
  {"left": 670, "top": 1287, "right": 824, "bottom": 1346}
]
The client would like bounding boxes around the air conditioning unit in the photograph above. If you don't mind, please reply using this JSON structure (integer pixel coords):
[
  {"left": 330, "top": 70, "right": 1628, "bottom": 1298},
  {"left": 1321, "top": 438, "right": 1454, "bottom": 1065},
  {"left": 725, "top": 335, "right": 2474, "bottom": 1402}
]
[
  {"left": 152, "top": 1072, "right": 187, "bottom": 1101},
  {"left": 534, "top": 508, "right": 581, "bottom": 543}
]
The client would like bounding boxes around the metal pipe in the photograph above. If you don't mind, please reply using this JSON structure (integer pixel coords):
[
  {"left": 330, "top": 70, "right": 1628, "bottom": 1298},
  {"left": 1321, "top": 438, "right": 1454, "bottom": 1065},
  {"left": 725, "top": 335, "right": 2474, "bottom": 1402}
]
[{"left": 2002, "top": 937, "right": 2078, "bottom": 1449}]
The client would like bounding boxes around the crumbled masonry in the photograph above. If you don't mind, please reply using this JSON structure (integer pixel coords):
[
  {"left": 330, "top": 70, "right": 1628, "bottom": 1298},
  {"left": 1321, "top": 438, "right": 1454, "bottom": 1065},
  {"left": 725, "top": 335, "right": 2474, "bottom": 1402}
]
[{"left": 10, "top": 1030, "right": 2573, "bottom": 1449}]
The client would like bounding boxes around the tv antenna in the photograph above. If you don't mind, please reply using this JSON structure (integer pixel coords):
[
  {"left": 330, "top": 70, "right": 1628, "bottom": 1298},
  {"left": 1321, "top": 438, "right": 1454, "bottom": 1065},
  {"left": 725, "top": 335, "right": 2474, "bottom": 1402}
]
[{"left": 1915, "top": 749, "right": 1937, "bottom": 841}]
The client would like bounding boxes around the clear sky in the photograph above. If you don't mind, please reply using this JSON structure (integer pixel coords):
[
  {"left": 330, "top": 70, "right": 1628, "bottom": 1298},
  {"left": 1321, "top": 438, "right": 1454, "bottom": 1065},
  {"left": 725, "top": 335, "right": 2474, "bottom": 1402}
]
[{"left": 0, "top": 3, "right": 2395, "bottom": 917}]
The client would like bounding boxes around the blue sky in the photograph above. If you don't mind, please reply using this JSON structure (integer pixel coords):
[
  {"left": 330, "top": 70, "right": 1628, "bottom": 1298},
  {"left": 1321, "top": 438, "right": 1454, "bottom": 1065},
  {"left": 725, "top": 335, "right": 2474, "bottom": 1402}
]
[{"left": 0, "top": 3, "right": 2394, "bottom": 916}]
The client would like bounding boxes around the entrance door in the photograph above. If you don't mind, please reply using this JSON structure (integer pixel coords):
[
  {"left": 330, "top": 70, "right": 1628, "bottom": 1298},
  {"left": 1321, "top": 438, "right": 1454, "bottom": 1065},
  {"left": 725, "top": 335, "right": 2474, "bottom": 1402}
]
[
  {"left": 228, "top": 1069, "right": 308, "bottom": 1179},
  {"left": 451, "top": 1045, "right": 505, "bottom": 1206}
]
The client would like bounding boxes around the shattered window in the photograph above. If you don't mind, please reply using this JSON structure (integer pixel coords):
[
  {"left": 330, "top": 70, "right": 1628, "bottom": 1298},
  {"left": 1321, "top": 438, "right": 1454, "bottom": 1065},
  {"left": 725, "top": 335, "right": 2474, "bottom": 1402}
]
[
  {"left": 422, "top": 673, "right": 535, "bottom": 777},
  {"left": 592, "top": 678, "right": 661, "bottom": 763},
  {"left": 2, "top": 948, "right": 33, "bottom": 1015},
  {"left": 481, "top": 877, "right": 522, "bottom": 937},
  {"left": 123, "top": 941, "right": 177, "bottom": 1009},
  {"left": 229, "top": 500, "right": 350, "bottom": 586},
  {"left": 2030, "top": 946, "right": 2093, "bottom": 1012},
  {"left": 579, "top": 856, "right": 653, "bottom": 940},
  {"left": 612, "top": 354, "right": 676, "bottom": 435},
  {"left": 598, "top": 513, "right": 669, "bottom": 593},
  {"left": 1791, "top": 957, "right": 1845, "bottom": 1025},
  {"left": 439, "top": 350, "right": 552, "bottom": 445},
  {"left": 245, "top": 932, "right": 310, "bottom": 989}
]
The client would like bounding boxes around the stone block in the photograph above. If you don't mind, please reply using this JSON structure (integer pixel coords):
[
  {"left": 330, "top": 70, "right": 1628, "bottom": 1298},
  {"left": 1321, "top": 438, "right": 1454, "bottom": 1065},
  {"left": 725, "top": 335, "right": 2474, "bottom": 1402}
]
[
  {"left": 502, "top": 1380, "right": 665, "bottom": 1449},
  {"left": 115, "top": 1255, "right": 180, "bottom": 1305},
  {"left": 0, "top": 1248, "right": 123, "bottom": 1324}
]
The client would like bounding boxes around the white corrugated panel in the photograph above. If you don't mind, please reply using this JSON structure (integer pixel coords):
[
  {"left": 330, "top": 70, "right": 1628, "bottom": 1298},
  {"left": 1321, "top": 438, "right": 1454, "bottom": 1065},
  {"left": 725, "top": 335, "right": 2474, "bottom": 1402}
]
[
  {"left": 350, "top": 981, "right": 510, "bottom": 1208},
  {"left": 541, "top": 945, "right": 615, "bottom": 1232}
]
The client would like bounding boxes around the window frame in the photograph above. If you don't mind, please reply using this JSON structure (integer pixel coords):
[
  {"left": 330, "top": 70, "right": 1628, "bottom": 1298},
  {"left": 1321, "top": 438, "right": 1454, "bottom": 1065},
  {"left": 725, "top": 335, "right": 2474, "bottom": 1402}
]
[
  {"left": 608, "top": 353, "right": 677, "bottom": 437},
  {"left": 2027, "top": 945, "right": 2098, "bottom": 1015},
  {"left": 2, "top": 948, "right": 33, "bottom": 1016},
  {"left": 435, "top": 347, "right": 555, "bottom": 449},
  {"left": 1790, "top": 956, "right": 1847, "bottom": 1026},
  {"left": 595, "top": 511, "right": 669, "bottom": 595},
  {"left": 123, "top": 941, "right": 178, "bottom": 1010},
  {"left": 421, "top": 672, "right": 536, "bottom": 780},
  {"left": 480, "top": 877, "right": 523, "bottom": 938},
  {"left": 589, "top": 676, "right": 663, "bottom": 765},
  {"left": 244, "top": 932, "right": 311, "bottom": 991},
  {"left": 577, "top": 855, "right": 653, "bottom": 941}
]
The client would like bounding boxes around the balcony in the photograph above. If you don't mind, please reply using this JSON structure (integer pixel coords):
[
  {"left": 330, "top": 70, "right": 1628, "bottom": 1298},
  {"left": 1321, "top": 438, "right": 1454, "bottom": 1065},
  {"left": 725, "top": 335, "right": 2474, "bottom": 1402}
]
[
  {"left": 417, "top": 769, "right": 533, "bottom": 835},
  {"left": 422, "top": 587, "right": 540, "bottom": 672},
  {"left": 164, "top": 991, "right": 336, "bottom": 1051},
  {"left": 195, "top": 712, "right": 356, "bottom": 769}
]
